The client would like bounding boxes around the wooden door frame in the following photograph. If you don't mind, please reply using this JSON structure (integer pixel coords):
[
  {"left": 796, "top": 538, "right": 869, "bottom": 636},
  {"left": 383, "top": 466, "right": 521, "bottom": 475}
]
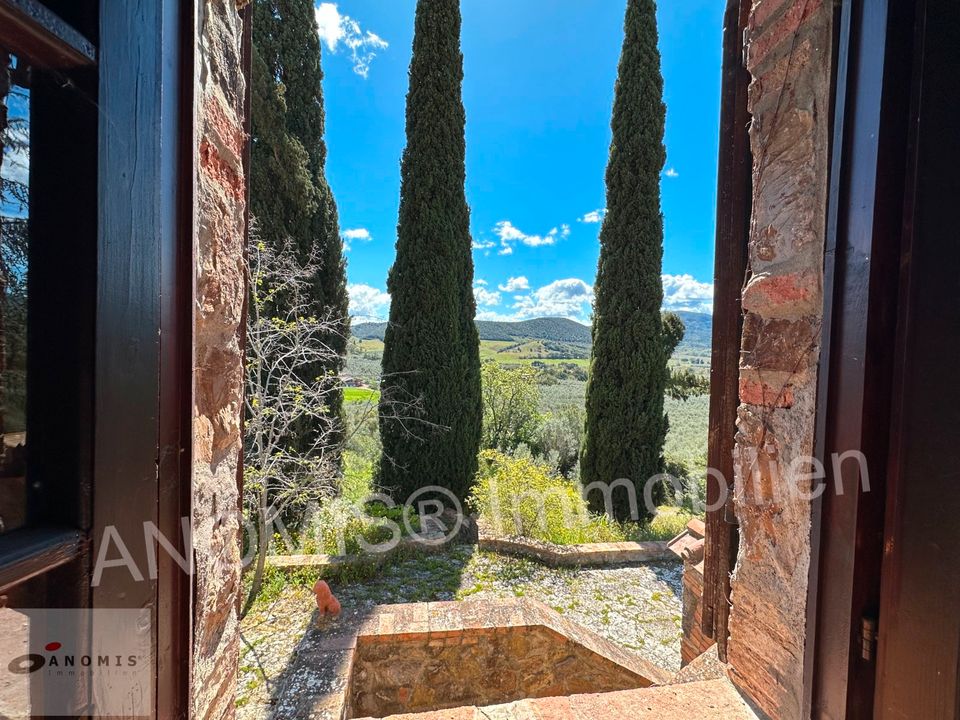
[
  {"left": 804, "top": 0, "right": 916, "bottom": 717},
  {"left": 873, "top": 0, "right": 960, "bottom": 713},
  {"left": 94, "top": 0, "right": 196, "bottom": 716},
  {"left": 701, "top": 0, "right": 751, "bottom": 661}
]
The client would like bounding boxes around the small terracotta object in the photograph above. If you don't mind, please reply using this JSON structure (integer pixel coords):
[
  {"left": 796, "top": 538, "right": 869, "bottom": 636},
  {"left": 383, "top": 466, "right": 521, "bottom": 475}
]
[{"left": 313, "top": 579, "right": 341, "bottom": 616}]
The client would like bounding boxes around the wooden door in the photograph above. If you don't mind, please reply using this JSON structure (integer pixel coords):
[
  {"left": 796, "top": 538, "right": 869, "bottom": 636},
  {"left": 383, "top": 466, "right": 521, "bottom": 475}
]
[{"left": 874, "top": 0, "right": 960, "bottom": 715}]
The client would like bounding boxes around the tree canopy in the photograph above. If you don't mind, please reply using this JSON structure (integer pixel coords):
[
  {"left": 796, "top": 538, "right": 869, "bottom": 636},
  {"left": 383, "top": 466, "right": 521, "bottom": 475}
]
[
  {"left": 378, "top": 0, "right": 482, "bottom": 504},
  {"left": 581, "top": 0, "right": 669, "bottom": 522}
]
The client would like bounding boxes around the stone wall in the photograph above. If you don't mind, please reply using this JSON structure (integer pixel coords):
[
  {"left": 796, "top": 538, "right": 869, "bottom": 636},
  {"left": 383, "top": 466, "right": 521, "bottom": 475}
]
[
  {"left": 726, "top": 0, "right": 832, "bottom": 717},
  {"left": 192, "top": 1, "right": 248, "bottom": 718},
  {"left": 346, "top": 599, "right": 669, "bottom": 719}
]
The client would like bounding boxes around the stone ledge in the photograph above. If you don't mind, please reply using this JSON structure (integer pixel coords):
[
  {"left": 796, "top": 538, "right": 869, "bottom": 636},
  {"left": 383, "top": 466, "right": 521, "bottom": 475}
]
[
  {"left": 353, "top": 678, "right": 761, "bottom": 720},
  {"left": 477, "top": 532, "right": 671, "bottom": 567},
  {"left": 266, "top": 535, "right": 452, "bottom": 573}
]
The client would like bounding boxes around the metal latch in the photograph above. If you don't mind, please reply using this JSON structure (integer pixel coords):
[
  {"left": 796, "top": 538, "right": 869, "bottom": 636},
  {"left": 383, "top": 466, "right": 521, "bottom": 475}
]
[{"left": 860, "top": 616, "right": 878, "bottom": 661}]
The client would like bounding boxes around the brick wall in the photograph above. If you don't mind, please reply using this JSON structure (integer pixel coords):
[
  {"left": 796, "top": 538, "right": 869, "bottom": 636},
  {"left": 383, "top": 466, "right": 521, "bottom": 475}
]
[
  {"left": 726, "top": 0, "right": 832, "bottom": 717},
  {"left": 681, "top": 559, "right": 713, "bottom": 666},
  {"left": 192, "top": 1, "right": 248, "bottom": 718}
]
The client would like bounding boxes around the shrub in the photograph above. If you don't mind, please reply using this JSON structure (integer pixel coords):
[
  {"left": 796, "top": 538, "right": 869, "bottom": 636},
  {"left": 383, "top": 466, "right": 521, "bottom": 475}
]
[
  {"left": 341, "top": 450, "right": 375, "bottom": 504},
  {"left": 629, "top": 506, "right": 694, "bottom": 541},
  {"left": 304, "top": 498, "right": 420, "bottom": 556},
  {"left": 481, "top": 361, "right": 543, "bottom": 452},
  {"left": 530, "top": 404, "right": 584, "bottom": 477},
  {"left": 469, "top": 451, "right": 626, "bottom": 545}
]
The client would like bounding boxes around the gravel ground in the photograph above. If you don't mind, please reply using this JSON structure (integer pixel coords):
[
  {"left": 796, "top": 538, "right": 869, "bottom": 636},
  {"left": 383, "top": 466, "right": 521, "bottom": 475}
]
[{"left": 238, "top": 546, "right": 683, "bottom": 719}]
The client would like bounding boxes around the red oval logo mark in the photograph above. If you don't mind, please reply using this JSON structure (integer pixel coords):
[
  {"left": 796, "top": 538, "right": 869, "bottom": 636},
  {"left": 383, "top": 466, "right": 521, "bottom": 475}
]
[{"left": 44, "top": 642, "right": 61, "bottom": 652}]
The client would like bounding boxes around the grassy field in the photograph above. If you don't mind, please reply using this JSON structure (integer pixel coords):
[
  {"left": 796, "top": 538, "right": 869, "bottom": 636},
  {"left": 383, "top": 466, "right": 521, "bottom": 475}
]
[
  {"left": 349, "top": 338, "right": 591, "bottom": 377},
  {"left": 345, "top": 331, "right": 709, "bottom": 483},
  {"left": 343, "top": 386, "right": 380, "bottom": 404}
]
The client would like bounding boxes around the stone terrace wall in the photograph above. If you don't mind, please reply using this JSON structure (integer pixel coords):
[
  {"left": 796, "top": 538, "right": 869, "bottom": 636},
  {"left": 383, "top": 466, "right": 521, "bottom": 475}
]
[
  {"left": 726, "top": 0, "right": 832, "bottom": 717},
  {"left": 346, "top": 599, "right": 669, "bottom": 719},
  {"left": 192, "top": 1, "right": 248, "bottom": 718}
]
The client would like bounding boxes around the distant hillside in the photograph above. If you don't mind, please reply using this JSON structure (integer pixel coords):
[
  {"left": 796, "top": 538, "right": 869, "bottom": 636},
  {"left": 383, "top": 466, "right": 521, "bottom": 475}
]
[
  {"left": 673, "top": 311, "right": 712, "bottom": 356},
  {"left": 351, "top": 322, "right": 389, "bottom": 341},
  {"left": 477, "top": 317, "right": 592, "bottom": 344},
  {"left": 352, "top": 316, "right": 592, "bottom": 345},
  {"left": 353, "top": 312, "right": 711, "bottom": 353}
]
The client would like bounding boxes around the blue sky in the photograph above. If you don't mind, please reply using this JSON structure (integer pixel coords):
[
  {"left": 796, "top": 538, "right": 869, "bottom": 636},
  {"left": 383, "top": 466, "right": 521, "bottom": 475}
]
[{"left": 315, "top": 0, "right": 723, "bottom": 323}]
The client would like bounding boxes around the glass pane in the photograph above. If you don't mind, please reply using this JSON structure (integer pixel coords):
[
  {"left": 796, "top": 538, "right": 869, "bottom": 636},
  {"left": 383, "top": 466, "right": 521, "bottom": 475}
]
[{"left": 0, "top": 52, "right": 29, "bottom": 536}]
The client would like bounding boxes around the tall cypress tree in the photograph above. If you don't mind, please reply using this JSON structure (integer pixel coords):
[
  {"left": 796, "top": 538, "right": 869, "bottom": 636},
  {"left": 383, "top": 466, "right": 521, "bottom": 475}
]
[
  {"left": 580, "top": 0, "right": 668, "bottom": 522},
  {"left": 378, "top": 0, "right": 481, "bottom": 503},
  {"left": 252, "top": 0, "right": 349, "bottom": 456}
]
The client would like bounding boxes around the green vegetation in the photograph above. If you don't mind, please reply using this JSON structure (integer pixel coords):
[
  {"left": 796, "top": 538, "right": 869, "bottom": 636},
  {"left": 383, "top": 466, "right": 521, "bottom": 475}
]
[
  {"left": 469, "top": 451, "right": 693, "bottom": 545},
  {"left": 581, "top": 0, "right": 670, "bottom": 522},
  {"left": 470, "top": 451, "right": 627, "bottom": 545},
  {"left": 343, "top": 387, "right": 380, "bottom": 404},
  {"left": 632, "top": 506, "right": 695, "bottom": 541},
  {"left": 354, "top": 316, "right": 593, "bottom": 345},
  {"left": 481, "top": 362, "right": 542, "bottom": 452},
  {"left": 378, "top": 0, "right": 481, "bottom": 504},
  {"left": 251, "top": 0, "right": 348, "bottom": 456}
]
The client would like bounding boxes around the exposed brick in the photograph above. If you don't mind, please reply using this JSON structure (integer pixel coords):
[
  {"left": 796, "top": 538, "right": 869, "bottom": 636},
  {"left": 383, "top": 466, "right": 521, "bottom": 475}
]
[
  {"left": 741, "top": 270, "right": 820, "bottom": 318},
  {"left": 191, "top": 1, "right": 246, "bottom": 719},
  {"left": 749, "top": 0, "right": 792, "bottom": 33},
  {"left": 746, "top": 0, "right": 825, "bottom": 71},
  {"left": 730, "top": 3, "right": 832, "bottom": 713},
  {"left": 199, "top": 138, "right": 244, "bottom": 200},
  {"left": 741, "top": 314, "right": 819, "bottom": 373},
  {"left": 739, "top": 377, "right": 795, "bottom": 408}
]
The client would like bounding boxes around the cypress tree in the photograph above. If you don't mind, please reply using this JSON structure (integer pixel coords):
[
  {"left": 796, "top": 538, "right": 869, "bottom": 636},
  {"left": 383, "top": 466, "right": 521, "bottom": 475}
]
[
  {"left": 580, "top": 0, "right": 669, "bottom": 522},
  {"left": 251, "top": 0, "right": 349, "bottom": 456},
  {"left": 378, "top": 0, "right": 481, "bottom": 503}
]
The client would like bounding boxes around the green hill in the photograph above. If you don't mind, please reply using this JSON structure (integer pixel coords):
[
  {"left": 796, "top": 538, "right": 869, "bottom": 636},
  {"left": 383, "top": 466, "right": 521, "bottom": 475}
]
[
  {"left": 352, "top": 316, "right": 592, "bottom": 345},
  {"left": 353, "top": 313, "right": 711, "bottom": 354},
  {"left": 673, "top": 311, "right": 712, "bottom": 357}
]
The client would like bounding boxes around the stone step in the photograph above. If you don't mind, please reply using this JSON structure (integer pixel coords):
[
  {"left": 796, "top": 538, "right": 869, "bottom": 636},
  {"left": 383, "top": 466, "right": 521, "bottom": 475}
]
[{"left": 354, "top": 678, "right": 762, "bottom": 720}]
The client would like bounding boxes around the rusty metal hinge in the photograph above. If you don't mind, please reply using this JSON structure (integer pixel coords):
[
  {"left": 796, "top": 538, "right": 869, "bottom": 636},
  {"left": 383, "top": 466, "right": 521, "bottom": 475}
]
[{"left": 860, "top": 616, "right": 878, "bottom": 661}]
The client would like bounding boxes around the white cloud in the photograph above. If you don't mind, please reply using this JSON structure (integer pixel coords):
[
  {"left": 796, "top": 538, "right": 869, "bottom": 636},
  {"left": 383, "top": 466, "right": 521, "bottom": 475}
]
[
  {"left": 498, "top": 276, "right": 530, "bottom": 293},
  {"left": 348, "top": 283, "right": 391, "bottom": 321},
  {"left": 343, "top": 228, "right": 371, "bottom": 241},
  {"left": 474, "top": 275, "right": 715, "bottom": 323},
  {"left": 341, "top": 227, "right": 372, "bottom": 251},
  {"left": 665, "top": 168, "right": 679, "bottom": 178},
  {"left": 315, "top": 3, "right": 388, "bottom": 78},
  {"left": 473, "top": 286, "right": 501, "bottom": 307},
  {"left": 514, "top": 278, "right": 594, "bottom": 320},
  {"left": 578, "top": 208, "right": 606, "bottom": 224},
  {"left": 472, "top": 238, "right": 496, "bottom": 252},
  {"left": 475, "top": 278, "right": 488, "bottom": 286},
  {"left": 493, "top": 220, "right": 567, "bottom": 255},
  {"left": 662, "top": 274, "right": 714, "bottom": 313}
]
